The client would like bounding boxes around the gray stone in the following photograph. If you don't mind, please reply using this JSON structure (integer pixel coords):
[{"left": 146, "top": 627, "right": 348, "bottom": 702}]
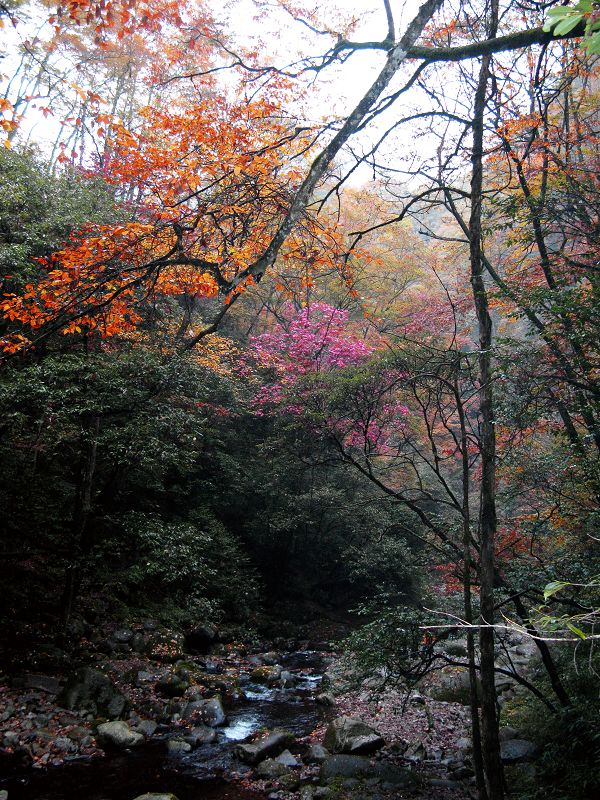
[
  {"left": 185, "top": 725, "right": 217, "bottom": 746},
  {"left": 320, "top": 755, "right": 372, "bottom": 781},
  {"left": 250, "top": 665, "right": 282, "bottom": 685},
  {"left": 112, "top": 628, "right": 134, "bottom": 643},
  {"left": 500, "top": 739, "right": 538, "bottom": 764},
  {"left": 307, "top": 744, "right": 330, "bottom": 764},
  {"left": 405, "top": 741, "right": 426, "bottom": 761},
  {"left": 182, "top": 697, "right": 225, "bottom": 726},
  {"left": 315, "top": 693, "right": 335, "bottom": 707},
  {"left": 0, "top": 791, "right": 7, "bottom": 800},
  {"left": 58, "top": 667, "right": 126, "bottom": 719},
  {"left": 156, "top": 675, "right": 189, "bottom": 698},
  {"left": 374, "top": 764, "right": 416, "bottom": 788},
  {"left": 131, "top": 633, "right": 146, "bottom": 653},
  {"left": 275, "top": 749, "right": 299, "bottom": 767},
  {"left": 235, "top": 729, "right": 295, "bottom": 765},
  {"left": 136, "top": 720, "right": 158, "bottom": 737},
  {"left": 185, "top": 623, "right": 217, "bottom": 654},
  {"left": 499, "top": 726, "right": 519, "bottom": 742},
  {"left": 323, "top": 716, "right": 384, "bottom": 755},
  {"left": 97, "top": 721, "right": 144, "bottom": 749},
  {"left": 53, "top": 737, "right": 78, "bottom": 753},
  {"left": 167, "top": 738, "right": 192, "bottom": 754},
  {"left": 255, "top": 758, "right": 290, "bottom": 779},
  {"left": 278, "top": 671, "right": 296, "bottom": 688},
  {"left": 455, "top": 737, "right": 472, "bottom": 751},
  {"left": 132, "top": 795, "right": 179, "bottom": 800},
  {"left": 24, "top": 674, "right": 60, "bottom": 694},
  {"left": 444, "top": 640, "right": 468, "bottom": 657}
]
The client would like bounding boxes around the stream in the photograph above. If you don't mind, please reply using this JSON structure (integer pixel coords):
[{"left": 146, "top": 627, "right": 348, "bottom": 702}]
[{"left": 0, "top": 652, "right": 327, "bottom": 800}]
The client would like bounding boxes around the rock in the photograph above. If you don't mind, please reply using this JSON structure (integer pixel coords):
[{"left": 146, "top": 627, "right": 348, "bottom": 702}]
[
  {"left": 315, "top": 693, "right": 335, "bottom": 707},
  {"left": 156, "top": 675, "right": 189, "bottom": 698},
  {"left": 53, "top": 737, "right": 78, "bottom": 753},
  {"left": 182, "top": 697, "right": 225, "bottom": 726},
  {"left": 452, "top": 765, "right": 475, "bottom": 779},
  {"left": 167, "top": 738, "right": 192, "bottom": 755},
  {"left": 500, "top": 739, "right": 538, "bottom": 764},
  {"left": 131, "top": 632, "right": 146, "bottom": 653},
  {"left": 308, "top": 744, "right": 330, "bottom": 764},
  {"left": 132, "top": 795, "right": 180, "bottom": 800},
  {"left": 444, "top": 640, "right": 468, "bottom": 657},
  {"left": 250, "top": 665, "right": 282, "bottom": 685},
  {"left": 320, "top": 755, "right": 372, "bottom": 781},
  {"left": 4, "top": 731, "right": 19, "bottom": 746},
  {"left": 455, "top": 737, "right": 472, "bottom": 752},
  {"left": 278, "top": 670, "right": 296, "bottom": 688},
  {"left": 23, "top": 674, "right": 60, "bottom": 694},
  {"left": 255, "top": 758, "right": 290, "bottom": 779},
  {"left": 275, "top": 749, "right": 299, "bottom": 767},
  {"left": 323, "top": 717, "right": 385, "bottom": 755},
  {"left": 0, "top": 792, "right": 8, "bottom": 800},
  {"left": 499, "top": 726, "right": 519, "bottom": 742},
  {"left": 235, "top": 729, "right": 295, "bottom": 765},
  {"left": 58, "top": 667, "right": 126, "bottom": 719},
  {"left": 97, "top": 721, "right": 144, "bottom": 749},
  {"left": 261, "top": 652, "right": 280, "bottom": 666},
  {"left": 374, "top": 764, "right": 417, "bottom": 788},
  {"left": 112, "top": 628, "right": 134, "bottom": 643},
  {"left": 185, "top": 725, "right": 217, "bottom": 746},
  {"left": 430, "top": 669, "right": 476, "bottom": 705},
  {"left": 148, "top": 632, "right": 185, "bottom": 663},
  {"left": 405, "top": 741, "right": 426, "bottom": 761},
  {"left": 185, "top": 623, "right": 217, "bottom": 655},
  {"left": 136, "top": 720, "right": 158, "bottom": 738},
  {"left": 430, "top": 778, "right": 458, "bottom": 789}
]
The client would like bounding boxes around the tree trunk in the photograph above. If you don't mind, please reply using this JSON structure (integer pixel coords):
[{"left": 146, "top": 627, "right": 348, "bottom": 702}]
[
  {"left": 469, "top": 1, "right": 504, "bottom": 795},
  {"left": 59, "top": 413, "right": 99, "bottom": 632}
]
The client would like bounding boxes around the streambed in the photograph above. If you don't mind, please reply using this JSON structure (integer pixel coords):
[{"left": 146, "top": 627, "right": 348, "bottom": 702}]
[{"left": 0, "top": 652, "right": 327, "bottom": 800}]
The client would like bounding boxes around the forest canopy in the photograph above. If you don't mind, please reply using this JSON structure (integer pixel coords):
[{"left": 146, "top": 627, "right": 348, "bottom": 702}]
[{"left": 0, "top": 1, "right": 599, "bottom": 799}]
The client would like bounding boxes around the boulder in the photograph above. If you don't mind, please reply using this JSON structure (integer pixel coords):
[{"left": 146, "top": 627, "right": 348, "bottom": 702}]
[
  {"left": 97, "top": 721, "right": 144, "bottom": 749},
  {"left": 155, "top": 675, "right": 189, "bottom": 698},
  {"left": 58, "top": 667, "right": 126, "bottom": 719},
  {"left": 278, "top": 670, "right": 296, "bottom": 688},
  {"left": 255, "top": 758, "right": 290, "bottom": 779},
  {"left": 320, "top": 755, "right": 372, "bottom": 781},
  {"left": 136, "top": 720, "right": 158, "bottom": 738},
  {"left": 307, "top": 744, "right": 330, "bottom": 764},
  {"left": 182, "top": 697, "right": 225, "bottom": 727},
  {"left": 250, "top": 665, "right": 282, "bottom": 685},
  {"left": 500, "top": 739, "right": 538, "bottom": 764},
  {"left": 323, "top": 717, "right": 384, "bottom": 755},
  {"left": 185, "top": 725, "right": 217, "bottom": 746},
  {"left": 499, "top": 726, "right": 519, "bottom": 742},
  {"left": 167, "top": 739, "right": 192, "bottom": 755},
  {"left": 235, "top": 729, "right": 295, "bottom": 765},
  {"left": 316, "top": 693, "right": 336, "bottom": 707},
  {"left": 24, "top": 674, "right": 60, "bottom": 694},
  {"left": 185, "top": 623, "right": 217, "bottom": 655},
  {"left": 275, "top": 749, "right": 300, "bottom": 767},
  {"left": 148, "top": 632, "right": 185, "bottom": 663},
  {"left": 444, "top": 640, "right": 468, "bottom": 657},
  {"left": 132, "top": 795, "right": 179, "bottom": 800},
  {"left": 112, "top": 628, "right": 134, "bottom": 643}
]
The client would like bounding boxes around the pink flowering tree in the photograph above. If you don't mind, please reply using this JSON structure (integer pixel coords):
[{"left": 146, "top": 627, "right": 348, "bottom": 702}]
[{"left": 250, "top": 303, "right": 409, "bottom": 454}]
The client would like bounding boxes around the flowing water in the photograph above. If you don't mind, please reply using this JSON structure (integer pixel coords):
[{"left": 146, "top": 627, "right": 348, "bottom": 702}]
[{"left": 0, "top": 652, "right": 327, "bottom": 800}]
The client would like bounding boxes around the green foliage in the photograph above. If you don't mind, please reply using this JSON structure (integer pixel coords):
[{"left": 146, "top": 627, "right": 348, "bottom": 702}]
[
  {"left": 342, "top": 597, "right": 437, "bottom": 689},
  {"left": 544, "top": 0, "right": 600, "bottom": 54},
  {"left": 501, "top": 645, "right": 600, "bottom": 799},
  {"left": 0, "top": 147, "right": 118, "bottom": 288}
]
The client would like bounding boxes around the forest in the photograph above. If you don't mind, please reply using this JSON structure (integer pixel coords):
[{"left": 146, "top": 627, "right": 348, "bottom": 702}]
[{"left": 0, "top": 0, "right": 598, "bottom": 799}]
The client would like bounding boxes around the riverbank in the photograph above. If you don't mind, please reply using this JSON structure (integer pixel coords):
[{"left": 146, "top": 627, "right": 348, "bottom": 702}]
[{"left": 0, "top": 614, "right": 488, "bottom": 800}]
